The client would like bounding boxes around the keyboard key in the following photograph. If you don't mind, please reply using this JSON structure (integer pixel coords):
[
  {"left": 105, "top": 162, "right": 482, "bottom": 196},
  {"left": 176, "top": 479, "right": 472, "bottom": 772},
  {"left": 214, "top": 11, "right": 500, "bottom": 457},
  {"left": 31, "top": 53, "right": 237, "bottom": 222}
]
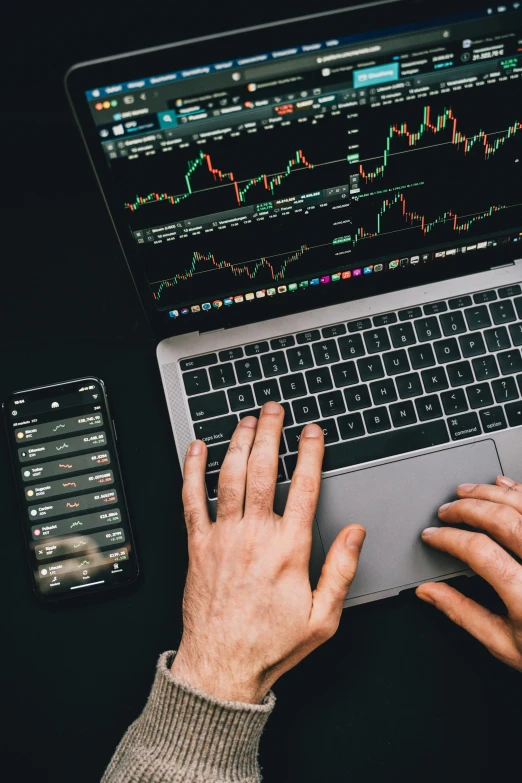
[
  {"left": 422, "top": 367, "right": 449, "bottom": 393},
  {"left": 235, "top": 357, "right": 262, "bottom": 383},
  {"left": 219, "top": 347, "right": 243, "bottom": 362},
  {"left": 415, "top": 395, "right": 443, "bottom": 421},
  {"left": 409, "top": 344, "right": 436, "bottom": 370},
  {"left": 339, "top": 334, "right": 365, "bottom": 359},
  {"left": 189, "top": 391, "right": 229, "bottom": 421},
  {"left": 317, "top": 419, "right": 340, "bottom": 444},
  {"left": 183, "top": 369, "right": 210, "bottom": 396},
  {"left": 514, "top": 297, "right": 522, "bottom": 320},
  {"left": 261, "top": 351, "right": 288, "bottom": 377},
  {"left": 245, "top": 341, "right": 269, "bottom": 356},
  {"left": 271, "top": 335, "right": 295, "bottom": 350},
  {"left": 390, "top": 322, "right": 416, "bottom": 348},
  {"left": 415, "top": 317, "right": 441, "bottom": 342},
  {"left": 424, "top": 301, "right": 447, "bottom": 315},
  {"left": 390, "top": 400, "right": 417, "bottom": 427},
  {"left": 396, "top": 372, "right": 423, "bottom": 398},
  {"left": 180, "top": 353, "right": 218, "bottom": 371},
  {"left": 434, "top": 338, "right": 461, "bottom": 364},
  {"left": 373, "top": 312, "right": 397, "bottom": 326},
  {"left": 383, "top": 349, "right": 410, "bottom": 376},
  {"left": 505, "top": 400, "right": 522, "bottom": 427},
  {"left": 318, "top": 391, "right": 346, "bottom": 417},
  {"left": 344, "top": 384, "right": 372, "bottom": 411},
  {"left": 348, "top": 318, "right": 372, "bottom": 332},
  {"left": 357, "top": 355, "right": 385, "bottom": 381},
  {"left": 280, "top": 373, "right": 307, "bottom": 400},
  {"left": 292, "top": 396, "right": 320, "bottom": 424},
  {"left": 447, "top": 360, "right": 473, "bottom": 387},
  {"left": 473, "top": 290, "right": 497, "bottom": 304},
  {"left": 313, "top": 340, "right": 340, "bottom": 365},
  {"left": 322, "top": 324, "right": 346, "bottom": 338},
  {"left": 306, "top": 420, "right": 449, "bottom": 475},
  {"left": 287, "top": 345, "right": 314, "bottom": 371},
  {"left": 332, "top": 361, "right": 358, "bottom": 387},
  {"left": 306, "top": 367, "right": 333, "bottom": 394},
  {"left": 296, "top": 329, "right": 320, "bottom": 344},
  {"left": 465, "top": 305, "right": 491, "bottom": 331},
  {"left": 492, "top": 377, "right": 519, "bottom": 403},
  {"left": 205, "top": 443, "right": 229, "bottom": 473},
  {"left": 498, "top": 284, "right": 521, "bottom": 299},
  {"left": 364, "top": 406, "right": 391, "bottom": 434},
  {"left": 285, "top": 426, "right": 302, "bottom": 452},
  {"left": 508, "top": 322, "right": 522, "bottom": 346},
  {"left": 472, "top": 355, "right": 499, "bottom": 381},
  {"left": 447, "top": 412, "right": 481, "bottom": 441},
  {"left": 459, "top": 332, "right": 486, "bottom": 358},
  {"left": 479, "top": 406, "right": 507, "bottom": 434},
  {"left": 466, "top": 383, "right": 493, "bottom": 409},
  {"left": 240, "top": 402, "right": 294, "bottom": 426},
  {"left": 253, "top": 379, "right": 281, "bottom": 405},
  {"left": 228, "top": 386, "right": 255, "bottom": 412},
  {"left": 370, "top": 379, "right": 397, "bottom": 405},
  {"left": 399, "top": 306, "right": 422, "bottom": 321},
  {"left": 440, "top": 311, "right": 466, "bottom": 336},
  {"left": 484, "top": 327, "right": 510, "bottom": 352},
  {"left": 205, "top": 472, "right": 220, "bottom": 500},
  {"left": 209, "top": 363, "right": 236, "bottom": 389},
  {"left": 338, "top": 412, "right": 365, "bottom": 440},
  {"left": 194, "top": 414, "right": 238, "bottom": 445},
  {"left": 490, "top": 300, "right": 516, "bottom": 325},
  {"left": 449, "top": 295, "right": 472, "bottom": 310},
  {"left": 498, "top": 349, "right": 522, "bottom": 376},
  {"left": 364, "top": 328, "right": 391, "bottom": 354},
  {"left": 441, "top": 389, "right": 468, "bottom": 415}
]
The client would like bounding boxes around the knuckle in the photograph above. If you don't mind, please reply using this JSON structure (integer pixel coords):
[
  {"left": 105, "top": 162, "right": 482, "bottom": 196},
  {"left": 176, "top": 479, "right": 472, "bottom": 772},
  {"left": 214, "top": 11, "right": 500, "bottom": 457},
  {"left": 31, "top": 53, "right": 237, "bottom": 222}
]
[
  {"left": 292, "top": 472, "right": 319, "bottom": 496},
  {"left": 248, "top": 476, "right": 275, "bottom": 511},
  {"left": 216, "top": 482, "right": 241, "bottom": 516}
]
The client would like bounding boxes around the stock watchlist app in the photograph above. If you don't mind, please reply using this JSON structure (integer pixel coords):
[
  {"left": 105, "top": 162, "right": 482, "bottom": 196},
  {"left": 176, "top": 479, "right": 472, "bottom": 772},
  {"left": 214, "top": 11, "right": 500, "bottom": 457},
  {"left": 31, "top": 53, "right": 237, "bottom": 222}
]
[{"left": 8, "top": 383, "right": 133, "bottom": 597}]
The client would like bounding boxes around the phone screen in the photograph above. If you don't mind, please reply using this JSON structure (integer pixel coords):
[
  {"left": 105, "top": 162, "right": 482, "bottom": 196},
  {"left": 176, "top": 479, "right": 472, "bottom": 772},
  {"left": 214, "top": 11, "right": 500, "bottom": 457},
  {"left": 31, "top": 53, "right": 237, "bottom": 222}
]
[{"left": 3, "top": 378, "right": 138, "bottom": 600}]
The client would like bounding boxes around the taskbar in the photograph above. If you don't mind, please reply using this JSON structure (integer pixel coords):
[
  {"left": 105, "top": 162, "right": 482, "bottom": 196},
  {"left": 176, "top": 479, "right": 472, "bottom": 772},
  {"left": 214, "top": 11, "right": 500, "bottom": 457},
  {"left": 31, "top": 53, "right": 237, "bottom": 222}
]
[{"left": 161, "top": 229, "right": 522, "bottom": 319}]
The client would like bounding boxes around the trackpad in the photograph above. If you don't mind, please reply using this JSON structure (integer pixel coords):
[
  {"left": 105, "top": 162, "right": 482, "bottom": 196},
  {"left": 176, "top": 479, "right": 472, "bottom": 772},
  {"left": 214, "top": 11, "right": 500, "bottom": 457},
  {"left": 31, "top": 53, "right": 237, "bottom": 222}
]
[{"left": 316, "top": 440, "right": 502, "bottom": 603}]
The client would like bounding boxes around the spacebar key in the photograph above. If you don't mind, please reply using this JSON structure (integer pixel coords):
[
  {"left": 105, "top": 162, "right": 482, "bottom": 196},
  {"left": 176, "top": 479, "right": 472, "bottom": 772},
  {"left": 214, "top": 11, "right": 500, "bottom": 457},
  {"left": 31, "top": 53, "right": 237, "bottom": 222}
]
[{"left": 322, "top": 420, "right": 450, "bottom": 472}]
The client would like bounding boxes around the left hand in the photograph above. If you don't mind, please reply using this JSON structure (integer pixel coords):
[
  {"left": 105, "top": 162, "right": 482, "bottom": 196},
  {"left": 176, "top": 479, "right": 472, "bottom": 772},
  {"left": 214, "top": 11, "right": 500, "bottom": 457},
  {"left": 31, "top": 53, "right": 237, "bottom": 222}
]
[{"left": 417, "top": 475, "right": 522, "bottom": 672}]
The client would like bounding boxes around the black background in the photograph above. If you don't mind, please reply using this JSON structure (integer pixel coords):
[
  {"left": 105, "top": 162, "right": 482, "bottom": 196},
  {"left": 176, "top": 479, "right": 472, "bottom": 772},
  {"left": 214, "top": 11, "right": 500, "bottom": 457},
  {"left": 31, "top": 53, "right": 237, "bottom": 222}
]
[{"left": 1, "top": 2, "right": 521, "bottom": 781}]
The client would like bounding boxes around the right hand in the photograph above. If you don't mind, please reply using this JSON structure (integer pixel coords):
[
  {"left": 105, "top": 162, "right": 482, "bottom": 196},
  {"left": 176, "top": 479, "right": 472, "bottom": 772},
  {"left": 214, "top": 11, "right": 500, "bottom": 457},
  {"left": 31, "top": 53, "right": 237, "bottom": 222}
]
[{"left": 417, "top": 474, "right": 522, "bottom": 672}]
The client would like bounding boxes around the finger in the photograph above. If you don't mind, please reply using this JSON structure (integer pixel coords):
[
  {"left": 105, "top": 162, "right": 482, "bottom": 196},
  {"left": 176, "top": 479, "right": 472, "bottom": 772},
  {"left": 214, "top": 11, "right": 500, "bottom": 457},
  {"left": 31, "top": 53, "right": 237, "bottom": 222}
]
[
  {"left": 245, "top": 401, "right": 285, "bottom": 518},
  {"left": 216, "top": 416, "right": 258, "bottom": 523},
  {"left": 310, "top": 525, "right": 366, "bottom": 639},
  {"left": 421, "top": 526, "right": 522, "bottom": 612},
  {"left": 182, "top": 440, "right": 212, "bottom": 538},
  {"left": 416, "top": 582, "right": 518, "bottom": 666},
  {"left": 457, "top": 476, "right": 522, "bottom": 514},
  {"left": 438, "top": 494, "right": 522, "bottom": 558},
  {"left": 283, "top": 423, "right": 324, "bottom": 539}
]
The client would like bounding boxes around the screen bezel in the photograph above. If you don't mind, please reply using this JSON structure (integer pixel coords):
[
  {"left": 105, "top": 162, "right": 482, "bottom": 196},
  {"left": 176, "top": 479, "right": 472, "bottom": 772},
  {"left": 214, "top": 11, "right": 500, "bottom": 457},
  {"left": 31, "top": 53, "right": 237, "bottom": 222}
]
[
  {"left": 3, "top": 377, "right": 139, "bottom": 602},
  {"left": 65, "top": 0, "right": 522, "bottom": 340}
]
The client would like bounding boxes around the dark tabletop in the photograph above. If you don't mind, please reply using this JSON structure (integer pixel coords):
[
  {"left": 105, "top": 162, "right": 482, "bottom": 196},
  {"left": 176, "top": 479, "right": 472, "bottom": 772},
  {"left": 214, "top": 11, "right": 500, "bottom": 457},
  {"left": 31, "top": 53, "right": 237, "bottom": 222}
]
[{"left": 1, "top": 2, "right": 521, "bottom": 780}]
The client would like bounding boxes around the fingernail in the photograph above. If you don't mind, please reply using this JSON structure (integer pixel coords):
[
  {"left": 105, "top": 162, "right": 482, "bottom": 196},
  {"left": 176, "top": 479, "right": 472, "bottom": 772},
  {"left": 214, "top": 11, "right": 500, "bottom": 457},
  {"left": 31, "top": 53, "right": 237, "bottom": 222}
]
[
  {"left": 263, "top": 401, "right": 281, "bottom": 415},
  {"left": 188, "top": 440, "right": 202, "bottom": 456},
  {"left": 416, "top": 589, "right": 436, "bottom": 605},
  {"left": 240, "top": 415, "right": 258, "bottom": 429},
  {"left": 422, "top": 527, "right": 438, "bottom": 538},
  {"left": 302, "top": 423, "right": 322, "bottom": 439},
  {"left": 438, "top": 503, "right": 451, "bottom": 514},
  {"left": 497, "top": 475, "right": 516, "bottom": 488},
  {"left": 458, "top": 483, "right": 476, "bottom": 493},
  {"left": 345, "top": 527, "right": 366, "bottom": 551}
]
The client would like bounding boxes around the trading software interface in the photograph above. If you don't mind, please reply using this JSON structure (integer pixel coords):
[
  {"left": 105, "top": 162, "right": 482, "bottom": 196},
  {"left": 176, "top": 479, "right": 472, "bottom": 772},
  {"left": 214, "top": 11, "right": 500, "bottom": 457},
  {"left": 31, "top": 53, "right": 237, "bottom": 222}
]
[{"left": 86, "top": 5, "right": 522, "bottom": 322}]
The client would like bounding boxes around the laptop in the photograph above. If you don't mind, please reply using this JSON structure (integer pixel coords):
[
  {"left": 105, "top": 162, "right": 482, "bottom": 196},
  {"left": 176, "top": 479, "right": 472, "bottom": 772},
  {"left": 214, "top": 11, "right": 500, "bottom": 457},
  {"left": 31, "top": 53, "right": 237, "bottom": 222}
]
[{"left": 66, "top": 0, "right": 522, "bottom": 606}]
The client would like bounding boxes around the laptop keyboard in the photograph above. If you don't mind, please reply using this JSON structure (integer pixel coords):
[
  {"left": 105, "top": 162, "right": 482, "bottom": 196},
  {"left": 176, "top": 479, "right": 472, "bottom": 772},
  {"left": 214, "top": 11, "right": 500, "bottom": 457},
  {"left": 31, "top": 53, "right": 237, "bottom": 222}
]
[{"left": 180, "top": 283, "right": 522, "bottom": 499}]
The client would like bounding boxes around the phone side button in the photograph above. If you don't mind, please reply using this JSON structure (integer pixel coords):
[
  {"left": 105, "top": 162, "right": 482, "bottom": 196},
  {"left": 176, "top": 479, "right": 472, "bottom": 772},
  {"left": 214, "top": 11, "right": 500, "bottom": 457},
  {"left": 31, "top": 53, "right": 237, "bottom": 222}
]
[{"left": 113, "top": 420, "right": 118, "bottom": 440}]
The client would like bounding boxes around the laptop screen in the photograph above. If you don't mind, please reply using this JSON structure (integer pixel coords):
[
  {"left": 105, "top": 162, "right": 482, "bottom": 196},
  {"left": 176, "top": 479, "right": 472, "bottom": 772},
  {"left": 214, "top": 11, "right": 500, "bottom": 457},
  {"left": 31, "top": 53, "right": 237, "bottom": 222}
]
[{"left": 81, "top": 3, "right": 522, "bottom": 330}]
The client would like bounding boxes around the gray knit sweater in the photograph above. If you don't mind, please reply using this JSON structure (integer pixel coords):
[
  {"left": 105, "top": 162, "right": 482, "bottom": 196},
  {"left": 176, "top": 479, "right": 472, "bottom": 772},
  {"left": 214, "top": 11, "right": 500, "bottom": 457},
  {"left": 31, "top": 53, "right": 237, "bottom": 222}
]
[{"left": 102, "top": 651, "right": 276, "bottom": 782}]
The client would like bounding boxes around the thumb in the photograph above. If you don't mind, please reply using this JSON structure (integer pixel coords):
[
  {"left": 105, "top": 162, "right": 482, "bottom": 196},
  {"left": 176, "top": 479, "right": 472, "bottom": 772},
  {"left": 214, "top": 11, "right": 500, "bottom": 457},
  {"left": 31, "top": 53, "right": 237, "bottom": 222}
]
[{"left": 310, "top": 525, "right": 366, "bottom": 636}]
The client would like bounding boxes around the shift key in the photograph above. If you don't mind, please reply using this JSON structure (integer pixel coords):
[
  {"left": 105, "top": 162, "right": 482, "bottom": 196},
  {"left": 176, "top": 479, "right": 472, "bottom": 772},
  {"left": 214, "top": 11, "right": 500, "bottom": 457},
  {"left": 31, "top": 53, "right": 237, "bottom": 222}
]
[{"left": 188, "top": 391, "right": 228, "bottom": 421}]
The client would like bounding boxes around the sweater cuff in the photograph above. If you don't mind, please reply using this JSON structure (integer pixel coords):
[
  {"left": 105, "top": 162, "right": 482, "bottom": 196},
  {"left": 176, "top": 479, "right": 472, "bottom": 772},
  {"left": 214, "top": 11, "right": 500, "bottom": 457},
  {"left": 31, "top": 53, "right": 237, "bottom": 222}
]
[{"left": 105, "top": 651, "right": 276, "bottom": 782}]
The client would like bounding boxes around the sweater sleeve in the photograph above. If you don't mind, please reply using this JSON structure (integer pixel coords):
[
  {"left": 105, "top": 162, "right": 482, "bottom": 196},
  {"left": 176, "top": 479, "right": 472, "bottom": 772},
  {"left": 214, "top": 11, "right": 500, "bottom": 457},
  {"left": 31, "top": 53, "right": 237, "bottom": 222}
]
[{"left": 102, "top": 651, "right": 276, "bottom": 783}]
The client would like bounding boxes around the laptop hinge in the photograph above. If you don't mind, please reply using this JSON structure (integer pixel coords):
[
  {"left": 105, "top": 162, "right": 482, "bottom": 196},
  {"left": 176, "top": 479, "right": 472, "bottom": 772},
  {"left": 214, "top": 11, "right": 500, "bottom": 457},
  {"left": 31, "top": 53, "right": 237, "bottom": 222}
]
[
  {"left": 199, "top": 327, "right": 226, "bottom": 335},
  {"left": 489, "top": 261, "right": 516, "bottom": 270}
]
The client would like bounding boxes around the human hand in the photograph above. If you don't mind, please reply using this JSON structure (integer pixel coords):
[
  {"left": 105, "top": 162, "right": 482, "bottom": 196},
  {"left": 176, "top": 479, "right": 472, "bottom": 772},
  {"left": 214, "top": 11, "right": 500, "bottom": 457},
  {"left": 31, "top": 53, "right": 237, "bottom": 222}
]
[
  {"left": 416, "top": 475, "right": 522, "bottom": 672},
  {"left": 171, "top": 401, "right": 366, "bottom": 703}
]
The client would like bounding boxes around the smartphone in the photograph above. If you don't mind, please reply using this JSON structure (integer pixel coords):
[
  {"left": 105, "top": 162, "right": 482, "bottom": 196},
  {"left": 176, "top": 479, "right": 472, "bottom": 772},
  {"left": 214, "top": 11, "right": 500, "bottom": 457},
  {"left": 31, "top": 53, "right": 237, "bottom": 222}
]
[{"left": 3, "top": 377, "right": 138, "bottom": 601}]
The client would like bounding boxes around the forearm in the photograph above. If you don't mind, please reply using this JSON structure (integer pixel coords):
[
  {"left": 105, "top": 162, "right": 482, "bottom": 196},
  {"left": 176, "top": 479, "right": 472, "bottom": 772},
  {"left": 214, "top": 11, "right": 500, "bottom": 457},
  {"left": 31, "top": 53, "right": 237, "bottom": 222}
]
[{"left": 102, "top": 651, "right": 276, "bottom": 783}]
